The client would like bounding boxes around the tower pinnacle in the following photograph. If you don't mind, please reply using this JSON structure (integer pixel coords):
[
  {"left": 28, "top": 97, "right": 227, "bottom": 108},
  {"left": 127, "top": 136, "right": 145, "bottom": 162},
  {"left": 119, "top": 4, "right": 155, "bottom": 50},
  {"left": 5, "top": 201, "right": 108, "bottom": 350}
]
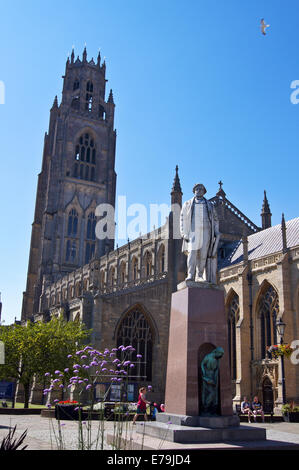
[
  {"left": 261, "top": 190, "right": 272, "bottom": 229},
  {"left": 171, "top": 165, "right": 183, "bottom": 206}
]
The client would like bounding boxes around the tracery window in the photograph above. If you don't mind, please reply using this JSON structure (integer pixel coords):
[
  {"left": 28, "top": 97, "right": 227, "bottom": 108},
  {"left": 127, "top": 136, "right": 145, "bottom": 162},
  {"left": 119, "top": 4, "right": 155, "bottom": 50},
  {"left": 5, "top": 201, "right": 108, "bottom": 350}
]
[
  {"left": 73, "top": 133, "right": 96, "bottom": 182},
  {"left": 144, "top": 252, "right": 152, "bottom": 277},
  {"left": 117, "top": 307, "right": 153, "bottom": 381},
  {"left": 67, "top": 209, "right": 78, "bottom": 237},
  {"left": 119, "top": 262, "right": 126, "bottom": 285},
  {"left": 131, "top": 257, "right": 138, "bottom": 281},
  {"left": 258, "top": 284, "right": 279, "bottom": 359},
  {"left": 85, "top": 81, "right": 93, "bottom": 112},
  {"left": 157, "top": 245, "right": 165, "bottom": 273},
  {"left": 109, "top": 266, "right": 116, "bottom": 287},
  {"left": 227, "top": 293, "right": 239, "bottom": 380},
  {"left": 85, "top": 212, "right": 96, "bottom": 264},
  {"left": 66, "top": 240, "right": 77, "bottom": 263},
  {"left": 99, "top": 104, "right": 106, "bottom": 120},
  {"left": 100, "top": 271, "right": 105, "bottom": 290},
  {"left": 65, "top": 209, "right": 78, "bottom": 263},
  {"left": 73, "top": 79, "right": 80, "bottom": 91}
]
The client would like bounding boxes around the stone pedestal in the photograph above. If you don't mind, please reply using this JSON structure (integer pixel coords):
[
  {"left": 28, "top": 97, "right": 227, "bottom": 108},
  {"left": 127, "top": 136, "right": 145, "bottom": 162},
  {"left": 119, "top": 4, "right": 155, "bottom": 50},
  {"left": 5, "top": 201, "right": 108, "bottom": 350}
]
[
  {"left": 164, "top": 282, "right": 233, "bottom": 417},
  {"left": 132, "top": 281, "right": 267, "bottom": 446}
]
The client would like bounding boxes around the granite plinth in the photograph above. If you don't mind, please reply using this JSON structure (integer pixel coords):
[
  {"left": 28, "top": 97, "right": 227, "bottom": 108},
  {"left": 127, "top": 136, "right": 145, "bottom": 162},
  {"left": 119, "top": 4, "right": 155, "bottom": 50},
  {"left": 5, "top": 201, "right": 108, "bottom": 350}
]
[
  {"left": 156, "top": 413, "right": 240, "bottom": 429},
  {"left": 135, "top": 421, "right": 266, "bottom": 443},
  {"left": 165, "top": 283, "right": 232, "bottom": 416}
]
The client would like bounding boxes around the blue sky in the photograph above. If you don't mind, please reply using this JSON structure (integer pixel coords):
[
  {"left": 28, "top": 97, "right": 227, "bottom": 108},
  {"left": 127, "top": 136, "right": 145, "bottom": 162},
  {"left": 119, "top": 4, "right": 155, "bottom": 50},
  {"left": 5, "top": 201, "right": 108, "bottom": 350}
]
[{"left": 0, "top": 0, "right": 298, "bottom": 324}]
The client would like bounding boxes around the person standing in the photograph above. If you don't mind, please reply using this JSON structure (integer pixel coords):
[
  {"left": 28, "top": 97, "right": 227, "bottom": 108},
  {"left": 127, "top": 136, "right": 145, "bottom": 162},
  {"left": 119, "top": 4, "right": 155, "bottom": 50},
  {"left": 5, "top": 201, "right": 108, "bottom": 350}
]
[{"left": 132, "top": 387, "right": 151, "bottom": 425}]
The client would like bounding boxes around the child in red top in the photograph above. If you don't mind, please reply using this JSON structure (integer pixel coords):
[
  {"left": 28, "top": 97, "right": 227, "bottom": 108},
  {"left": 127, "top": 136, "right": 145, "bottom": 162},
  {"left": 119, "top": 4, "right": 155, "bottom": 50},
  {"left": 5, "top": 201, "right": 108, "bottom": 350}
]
[{"left": 132, "top": 387, "right": 151, "bottom": 425}]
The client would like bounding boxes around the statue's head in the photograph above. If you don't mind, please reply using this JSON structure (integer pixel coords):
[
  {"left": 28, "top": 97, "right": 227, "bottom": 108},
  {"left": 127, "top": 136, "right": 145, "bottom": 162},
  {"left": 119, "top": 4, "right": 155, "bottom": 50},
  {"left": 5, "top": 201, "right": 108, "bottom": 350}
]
[
  {"left": 193, "top": 183, "right": 207, "bottom": 197},
  {"left": 213, "top": 347, "right": 224, "bottom": 359}
]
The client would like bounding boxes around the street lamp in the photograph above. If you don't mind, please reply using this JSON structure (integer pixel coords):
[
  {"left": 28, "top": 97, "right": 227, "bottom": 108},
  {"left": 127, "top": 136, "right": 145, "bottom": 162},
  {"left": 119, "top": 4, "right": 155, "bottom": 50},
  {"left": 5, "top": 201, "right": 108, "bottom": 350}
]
[{"left": 276, "top": 318, "right": 286, "bottom": 405}]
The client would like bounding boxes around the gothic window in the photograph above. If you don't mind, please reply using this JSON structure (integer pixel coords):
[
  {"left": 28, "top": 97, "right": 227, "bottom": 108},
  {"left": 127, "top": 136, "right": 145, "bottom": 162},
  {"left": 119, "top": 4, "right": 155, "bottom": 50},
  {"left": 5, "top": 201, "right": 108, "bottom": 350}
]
[
  {"left": 116, "top": 307, "right": 153, "bottom": 381},
  {"left": 144, "top": 252, "right": 152, "bottom": 277},
  {"left": 73, "top": 133, "right": 96, "bottom": 182},
  {"left": 67, "top": 209, "right": 78, "bottom": 237},
  {"left": 227, "top": 293, "right": 239, "bottom": 380},
  {"left": 66, "top": 209, "right": 78, "bottom": 263},
  {"left": 71, "top": 96, "right": 80, "bottom": 110},
  {"left": 85, "top": 81, "right": 93, "bottom": 112},
  {"left": 85, "top": 243, "right": 95, "bottom": 264},
  {"left": 119, "top": 262, "right": 126, "bottom": 285},
  {"left": 109, "top": 266, "right": 116, "bottom": 287},
  {"left": 131, "top": 257, "right": 138, "bottom": 281},
  {"left": 99, "top": 104, "right": 106, "bottom": 120},
  {"left": 100, "top": 270, "right": 105, "bottom": 290},
  {"left": 87, "top": 212, "right": 96, "bottom": 240},
  {"left": 73, "top": 79, "right": 80, "bottom": 90},
  {"left": 85, "top": 212, "right": 96, "bottom": 264},
  {"left": 257, "top": 284, "right": 279, "bottom": 359},
  {"left": 66, "top": 240, "right": 77, "bottom": 263},
  {"left": 157, "top": 245, "right": 165, "bottom": 273}
]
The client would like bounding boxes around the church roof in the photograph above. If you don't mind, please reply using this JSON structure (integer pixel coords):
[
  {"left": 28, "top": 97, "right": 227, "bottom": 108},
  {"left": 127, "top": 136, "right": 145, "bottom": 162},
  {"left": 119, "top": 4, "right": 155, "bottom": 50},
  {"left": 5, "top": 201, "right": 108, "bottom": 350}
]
[{"left": 220, "top": 217, "right": 299, "bottom": 267}]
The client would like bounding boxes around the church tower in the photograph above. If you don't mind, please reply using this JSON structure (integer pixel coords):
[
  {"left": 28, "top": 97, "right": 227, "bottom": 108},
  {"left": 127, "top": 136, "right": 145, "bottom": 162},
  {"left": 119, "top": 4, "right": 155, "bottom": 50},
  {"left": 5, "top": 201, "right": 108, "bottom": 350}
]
[{"left": 21, "top": 48, "right": 117, "bottom": 320}]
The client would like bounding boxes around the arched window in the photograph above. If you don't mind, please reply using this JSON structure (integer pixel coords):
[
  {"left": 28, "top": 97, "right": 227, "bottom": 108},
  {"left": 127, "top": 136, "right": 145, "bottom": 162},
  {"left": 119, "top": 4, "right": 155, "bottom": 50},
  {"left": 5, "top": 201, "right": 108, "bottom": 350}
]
[
  {"left": 131, "top": 257, "right": 138, "bottom": 281},
  {"left": 85, "top": 243, "right": 95, "bottom": 264},
  {"left": 87, "top": 212, "right": 96, "bottom": 240},
  {"left": 100, "top": 270, "right": 105, "bottom": 290},
  {"left": 71, "top": 96, "right": 80, "bottom": 110},
  {"left": 65, "top": 209, "right": 78, "bottom": 263},
  {"left": 117, "top": 307, "right": 153, "bottom": 381},
  {"left": 85, "top": 212, "right": 96, "bottom": 264},
  {"left": 73, "top": 133, "right": 96, "bottom": 182},
  {"left": 257, "top": 284, "right": 279, "bottom": 359},
  {"left": 109, "top": 266, "right": 116, "bottom": 287},
  {"left": 144, "top": 252, "right": 152, "bottom": 277},
  {"left": 73, "top": 79, "right": 80, "bottom": 91},
  {"left": 99, "top": 104, "right": 106, "bottom": 120},
  {"left": 66, "top": 240, "right": 77, "bottom": 263},
  {"left": 157, "top": 245, "right": 165, "bottom": 273},
  {"left": 227, "top": 293, "right": 239, "bottom": 380},
  {"left": 85, "top": 81, "right": 93, "bottom": 112},
  {"left": 67, "top": 209, "right": 78, "bottom": 237},
  {"left": 119, "top": 262, "right": 126, "bottom": 285}
]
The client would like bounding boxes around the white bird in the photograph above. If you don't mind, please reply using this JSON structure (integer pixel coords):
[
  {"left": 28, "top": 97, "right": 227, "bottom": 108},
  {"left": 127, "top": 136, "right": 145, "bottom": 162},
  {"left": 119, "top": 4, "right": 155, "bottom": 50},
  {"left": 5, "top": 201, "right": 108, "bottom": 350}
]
[{"left": 260, "top": 18, "right": 270, "bottom": 35}]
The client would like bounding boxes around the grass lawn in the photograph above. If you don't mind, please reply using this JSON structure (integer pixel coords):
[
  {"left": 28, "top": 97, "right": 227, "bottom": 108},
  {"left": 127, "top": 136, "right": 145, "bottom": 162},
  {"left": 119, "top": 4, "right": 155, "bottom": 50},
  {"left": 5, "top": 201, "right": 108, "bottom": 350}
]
[{"left": 1, "top": 402, "right": 47, "bottom": 409}]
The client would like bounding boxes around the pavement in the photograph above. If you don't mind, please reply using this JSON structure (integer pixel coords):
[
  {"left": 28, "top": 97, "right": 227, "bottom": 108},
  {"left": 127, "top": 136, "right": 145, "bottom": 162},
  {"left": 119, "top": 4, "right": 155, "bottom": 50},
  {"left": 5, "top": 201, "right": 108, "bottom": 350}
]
[{"left": 1, "top": 414, "right": 299, "bottom": 450}]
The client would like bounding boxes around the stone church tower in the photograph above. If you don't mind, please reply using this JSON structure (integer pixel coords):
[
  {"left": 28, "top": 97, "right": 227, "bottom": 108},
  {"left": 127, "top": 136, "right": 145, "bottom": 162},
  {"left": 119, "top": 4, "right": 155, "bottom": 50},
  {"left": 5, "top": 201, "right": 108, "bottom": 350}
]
[{"left": 21, "top": 48, "right": 117, "bottom": 320}]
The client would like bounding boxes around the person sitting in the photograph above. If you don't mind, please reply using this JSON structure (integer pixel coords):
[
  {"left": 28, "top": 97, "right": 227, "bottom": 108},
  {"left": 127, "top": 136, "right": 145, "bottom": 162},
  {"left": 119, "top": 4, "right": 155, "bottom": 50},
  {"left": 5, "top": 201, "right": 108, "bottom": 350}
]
[
  {"left": 240, "top": 396, "right": 253, "bottom": 423},
  {"left": 251, "top": 396, "right": 265, "bottom": 422}
]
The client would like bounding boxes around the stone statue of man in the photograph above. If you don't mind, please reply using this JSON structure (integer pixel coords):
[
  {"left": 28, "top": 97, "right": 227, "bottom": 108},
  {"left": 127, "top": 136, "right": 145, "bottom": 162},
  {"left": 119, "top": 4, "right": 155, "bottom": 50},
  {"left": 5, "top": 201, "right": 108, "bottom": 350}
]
[{"left": 180, "top": 183, "right": 220, "bottom": 283}]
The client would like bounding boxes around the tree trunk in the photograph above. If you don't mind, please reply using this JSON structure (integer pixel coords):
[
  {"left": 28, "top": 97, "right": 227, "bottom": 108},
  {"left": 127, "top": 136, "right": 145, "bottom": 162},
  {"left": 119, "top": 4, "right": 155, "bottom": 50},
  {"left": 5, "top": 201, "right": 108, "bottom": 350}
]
[{"left": 23, "top": 382, "right": 30, "bottom": 408}]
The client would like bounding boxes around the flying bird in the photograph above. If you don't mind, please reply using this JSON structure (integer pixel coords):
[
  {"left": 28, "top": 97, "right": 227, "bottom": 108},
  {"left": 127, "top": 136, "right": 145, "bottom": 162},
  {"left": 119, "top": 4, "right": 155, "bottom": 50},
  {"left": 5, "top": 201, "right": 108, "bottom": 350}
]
[{"left": 260, "top": 18, "right": 270, "bottom": 35}]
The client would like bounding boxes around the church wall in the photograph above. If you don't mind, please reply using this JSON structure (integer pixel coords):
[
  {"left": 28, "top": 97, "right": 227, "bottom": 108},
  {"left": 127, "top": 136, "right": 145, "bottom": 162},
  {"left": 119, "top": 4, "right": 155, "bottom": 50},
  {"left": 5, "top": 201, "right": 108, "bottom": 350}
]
[{"left": 220, "top": 245, "right": 299, "bottom": 409}]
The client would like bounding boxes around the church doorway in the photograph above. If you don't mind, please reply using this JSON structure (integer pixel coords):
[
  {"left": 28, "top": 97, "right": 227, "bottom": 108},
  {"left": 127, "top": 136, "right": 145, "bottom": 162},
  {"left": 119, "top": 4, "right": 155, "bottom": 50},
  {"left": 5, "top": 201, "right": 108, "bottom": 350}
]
[{"left": 262, "top": 377, "right": 274, "bottom": 413}]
